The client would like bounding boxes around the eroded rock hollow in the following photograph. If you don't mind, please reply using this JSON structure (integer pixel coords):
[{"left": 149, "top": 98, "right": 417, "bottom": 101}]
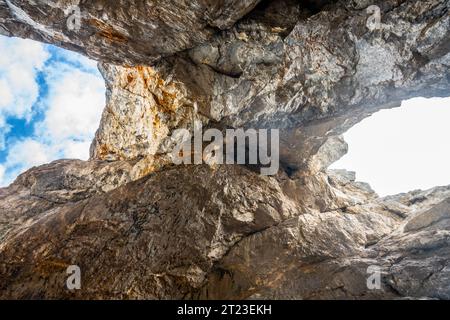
[{"left": 0, "top": 0, "right": 449, "bottom": 299}]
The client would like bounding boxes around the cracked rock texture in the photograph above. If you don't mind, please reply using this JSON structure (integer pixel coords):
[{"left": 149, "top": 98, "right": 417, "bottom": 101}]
[{"left": 0, "top": 0, "right": 449, "bottom": 299}]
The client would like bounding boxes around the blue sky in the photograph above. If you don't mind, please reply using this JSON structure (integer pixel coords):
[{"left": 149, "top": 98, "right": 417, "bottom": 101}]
[{"left": 0, "top": 35, "right": 105, "bottom": 186}]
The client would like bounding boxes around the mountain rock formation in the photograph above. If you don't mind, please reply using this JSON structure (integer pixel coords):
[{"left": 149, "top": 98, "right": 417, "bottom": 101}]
[{"left": 0, "top": 0, "right": 449, "bottom": 299}]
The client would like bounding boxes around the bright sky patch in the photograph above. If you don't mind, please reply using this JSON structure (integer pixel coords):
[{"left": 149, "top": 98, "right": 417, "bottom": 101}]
[
  {"left": 0, "top": 36, "right": 105, "bottom": 187},
  {"left": 331, "top": 97, "right": 450, "bottom": 196}
]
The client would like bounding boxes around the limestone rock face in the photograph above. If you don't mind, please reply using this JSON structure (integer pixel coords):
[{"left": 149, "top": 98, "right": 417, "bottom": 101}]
[
  {"left": 1, "top": 163, "right": 449, "bottom": 299},
  {"left": 199, "top": 186, "right": 450, "bottom": 299},
  {"left": 86, "top": 0, "right": 450, "bottom": 173},
  {"left": 0, "top": 0, "right": 450, "bottom": 299},
  {"left": 0, "top": 0, "right": 261, "bottom": 64}
]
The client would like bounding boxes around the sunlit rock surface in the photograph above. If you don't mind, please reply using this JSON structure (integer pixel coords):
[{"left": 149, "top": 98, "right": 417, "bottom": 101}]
[{"left": 0, "top": 0, "right": 449, "bottom": 299}]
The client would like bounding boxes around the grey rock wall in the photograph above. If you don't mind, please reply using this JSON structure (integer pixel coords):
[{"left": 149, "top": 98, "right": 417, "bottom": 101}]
[{"left": 0, "top": 0, "right": 449, "bottom": 299}]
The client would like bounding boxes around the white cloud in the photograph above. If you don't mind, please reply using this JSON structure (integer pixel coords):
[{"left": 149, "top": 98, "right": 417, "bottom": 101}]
[
  {"left": 5, "top": 138, "right": 52, "bottom": 169},
  {"left": 0, "top": 37, "right": 105, "bottom": 187},
  {"left": 0, "top": 164, "right": 5, "bottom": 184},
  {"left": 0, "top": 138, "right": 54, "bottom": 185},
  {"left": 62, "top": 140, "right": 92, "bottom": 159},
  {"left": 331, "top": 97, "right": 450, "bottom": 196},
  {"left": 0, "top": 37, "right": 49, "bottom": 123},
  {"left": 36, "top": 62, "right": 105, "bottom": 143},
  {"left": 0, "top": 137, "right": 96, "bottom": 186}
]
